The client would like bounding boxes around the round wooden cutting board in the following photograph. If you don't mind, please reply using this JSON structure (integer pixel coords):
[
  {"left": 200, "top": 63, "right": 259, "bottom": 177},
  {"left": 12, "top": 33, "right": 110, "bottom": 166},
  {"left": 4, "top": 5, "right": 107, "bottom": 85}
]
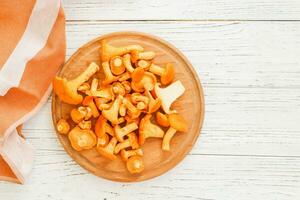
[{"left": 52, "top": 32, "right": 205, "bottom": 182}]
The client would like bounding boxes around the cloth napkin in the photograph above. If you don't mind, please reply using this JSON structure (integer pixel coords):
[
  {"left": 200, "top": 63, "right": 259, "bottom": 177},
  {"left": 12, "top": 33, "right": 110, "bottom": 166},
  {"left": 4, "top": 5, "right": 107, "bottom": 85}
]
[{"left": 0, "top": 0, "right": 65, "bottom": 183}]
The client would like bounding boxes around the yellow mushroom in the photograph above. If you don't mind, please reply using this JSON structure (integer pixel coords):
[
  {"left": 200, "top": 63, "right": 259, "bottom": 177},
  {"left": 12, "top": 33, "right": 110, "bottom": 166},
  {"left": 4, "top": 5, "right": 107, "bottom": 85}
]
[
  {"left": 114, "top": 122, "right": 138, "bottom": 142},
  {"left": 122, "top": 54, "right": 135, "bottom": 73},
  {"left": 68, "top": 126, "right": 97, "bottom": 151},
  {"left": 102, "top": 95, "right": 123, "bottom": 125},
  {"left": 126, "top": 156, "right": 144, "bottom": 174},
  {"left": 120, "top": 148, "right": 143, "bottom": 162},
  {"left": 162, "top": 113, "right": 188, "bottom": 151},
  {"left": 114, "top": 133, "right": 139, "bottom": 154},
  {"left": 101, "top": 40, "right": 143, "bottom": 62},
  {"left": 97, "top": 137, "right": 118, "bottom": 160},
  {"left": 131, "top": 51, "right": 155, "bottom": 63},
  {"left": 110, "top": 56, "right": 126, "bottom": 75},
  {"left": 149, "top": 63, "right": 175, "bottom": 85},
  {"left": 102, "top": 61, "right": 118, "bottom": 85},
  {"left": 139, "top": 114, "right": 164, "bottom": 145},
  {"left": 53, "top": 62, "right": 99, "bottom": 105},
  {"left": 56, "top": 119, "right": 70, "bottom": 134}
]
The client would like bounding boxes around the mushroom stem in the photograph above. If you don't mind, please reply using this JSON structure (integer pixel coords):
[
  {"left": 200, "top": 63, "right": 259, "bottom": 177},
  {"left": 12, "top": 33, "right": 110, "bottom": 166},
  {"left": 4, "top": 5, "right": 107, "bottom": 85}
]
[
  {"left": 102, "top": 61, "right": 118, "bottom": 85},
  {"left": 162, "top": 127, "right": 177, "bottom": 151},
  {"left": 122, "top": 54, "right": 135, "bottom": 73},
  {"left": 149, "top": 63, "right": 165, "bottom": 76},
  {"left": 72, "top": 62, "right": 99, "bottom": 87}
]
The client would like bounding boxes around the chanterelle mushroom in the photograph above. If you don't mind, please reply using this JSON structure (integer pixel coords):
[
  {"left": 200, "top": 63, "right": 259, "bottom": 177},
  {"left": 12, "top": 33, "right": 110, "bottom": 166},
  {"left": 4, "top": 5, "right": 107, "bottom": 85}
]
[
  {"left": 102, "top": 95, "right": 123, "bottom": 124},
  {"left": 114, "top": 122, "right": 139, "bottom": 142},
  {"left": 131, "top": 72, "right": 157, "bottom": 92},
  {"left": 162, "top": 113, "right": 188, "bottom": 151},
  {"left": 126, "top": 155, "right": 144, "bottom": 174},
  {"left": 97, "top": 137, "right": 118, "bottom": 160},
  {"left": 139, "top": 114, "right": 164, "bottom": 145},
  {"left": 154, "top": 80, "right": 185, "bottom": 114},
  {"left": 101, "top": 40, "right": 144, "bottom": 62},
  {"left": 149, "top": 63, "right": 174, "bottom": 85},
  {"left": 68, "top": 126, "right": 97, "bottom": 151},
  {"left": 120, "top": 148, "right": 143, "bottom": 161},
  {"left": 53, "top": 62, "right": 99, "bottom": 105},
  {"left": 114, "top": 132, "right": 139, "bottom": 154}
]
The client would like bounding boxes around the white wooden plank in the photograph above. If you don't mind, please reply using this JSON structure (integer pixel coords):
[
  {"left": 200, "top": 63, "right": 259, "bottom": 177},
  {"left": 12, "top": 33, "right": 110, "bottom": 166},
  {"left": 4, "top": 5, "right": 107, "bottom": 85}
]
[
  {"left": 0, "top": 154, "right": 299, "bottom": 200},
  {"left": 62, "top": 0, "right": 300, "bottom": 21},
  {"left": 65, "top": 21, "right": 300, "bottom": 89}
]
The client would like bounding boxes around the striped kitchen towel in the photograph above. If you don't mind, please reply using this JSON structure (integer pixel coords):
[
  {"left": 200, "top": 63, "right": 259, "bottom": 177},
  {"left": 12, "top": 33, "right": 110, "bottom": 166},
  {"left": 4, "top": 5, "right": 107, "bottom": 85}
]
[{"left": 0, "top": 0, "right": 65, "bottom": 183}]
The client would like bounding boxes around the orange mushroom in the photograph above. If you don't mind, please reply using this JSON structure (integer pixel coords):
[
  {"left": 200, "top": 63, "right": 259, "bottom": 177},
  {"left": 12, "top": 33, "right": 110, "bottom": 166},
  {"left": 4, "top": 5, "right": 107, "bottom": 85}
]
[
  {"left": 78, "top": 120, "right": 92, "bottom": 130},
  {"left": 121, "top": 81, "right": 131, "bottom": 94},
  {"left": 102, "top": 95, "right": 123, "bottom": 124},
  {"left": 70, "top": 106, "right": 92, "bottom": 123},
  {"left": 162, "top": 113, "right": 188, "bottom": 151},
  {"left": 131, "top": 51, "right": 155, "bottom": 63},
  {"left": 68, "top": 126, "right": 97, "bottom": 151},
  {"left": 126, "top": 155, "right": 144, "bottom": 174},
  {"left": 114, "top": 122, "right": 139, "bottom": 142},
  {"left": 56, "top": 119, "right": 70, "bottom": 134},
  {"left": 112, "top": 82, "right": 126, "bottom": 96},
  {"left": 119, "top": 103, "right": 127, "bottom": 117},
  {"left": 122, "top": 54, "right": 135, "bottom": 73},
  {"left": 114, "top": 133, "right": 139, "bottom": 154},
  {"left": 145, "top": 90, "right": 161, "bottom": 113},
  {"left": 102, "top": 61, "right": 118, "bottom": 85},
  {"left": 139, "top": 114, "right": 164, "bottom": 145},
  {"left": 137, "top": 60, "right": 151, "bottom": 70},
  {"left": 110, "top": 56, "right": 126, "bottom": 75},
  {"left": 131, "top": 93, "right": 149, "bottom": 105},
  {"left": 131, "top": 72, "right": 157, "bottom": 92},
  {"left": 149, "top": 63, "right": 174, "bottom": 85},
  {"left": 82, "top": 96, "right": 99, "bottom": 118},
  {"left": 156, "top": 112, "right": 170, "bottom": 127},
  {"left": 131, "top": 66, "right": 145, "bottom": 83},
  {"left": 118, "top": 71, "right": 131, "bottom": 82},
  {"left": 53, "top": 62, "right": 99, "bottom": 105},
  {"left": 97, "top": 133, "right": 110, "bottom": 147},
  {"left": 101, "top": 40, "right": 144, "bottom": 62},
  {"left": 97, "top": 137, "right": 118, "bottom": 160},
  {"left": 95, "top": 116, "right": 114, "bottom": 137},
  {"left": 122, "top": 97, "right": 141, "bottom": 119},
  {"left": 120, "top": 149, "right": 143, "bottom": 162}
]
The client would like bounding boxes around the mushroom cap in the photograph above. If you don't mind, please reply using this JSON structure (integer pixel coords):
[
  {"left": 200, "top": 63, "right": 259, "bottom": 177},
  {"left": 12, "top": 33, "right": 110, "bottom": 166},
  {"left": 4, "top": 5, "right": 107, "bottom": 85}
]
[
  {"left": 97, "top": 137, "right": 117, "bottom": 160},
  {"left": 97, "top": 147, "right": 117, "bottom": 160},
  {"left": 154, "top": 81, "right": 185, "bottom": 114},
  {"left": 56, "top": 119, "right": 70, "bottom": 134},
  {"left": 161, "top": 63, "right": 175, "bottom": 85},
  {"left": 126, "top": 156, "right": 145, "bottom": 174},
  {"left": 53, "top": 77, "right": 82, "bottom": 105},
  {"left": 131, "top": 67, "right": 145, "bottom": 83},
  {"left": 168, "top": 113, "right": 188, "bottom": 132},
  {"left": 68, "top": 126, "right": 97, "bottom": 151},
  {"left": 97, "top": 133, "right": 110, "bottom": 147},
  {"left": 156, "top": 112, "right": 170, "bottom": 127},
  {"left": 139, "top": 114, "right": 164, "bottom": 145},
  {"left": 131, "top": 72, "right": 157, "bottom": 92},
  {"left": 110, "top": 56, "right": 126, "bottom": 75},
  {"left": 95, "top": 115, "right": 107, "bottom": 137}
]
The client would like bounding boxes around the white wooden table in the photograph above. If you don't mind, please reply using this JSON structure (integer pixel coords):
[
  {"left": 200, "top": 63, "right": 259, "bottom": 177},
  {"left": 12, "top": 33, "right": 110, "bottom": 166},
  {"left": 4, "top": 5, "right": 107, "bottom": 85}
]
[{"left": 1, "top": 1, "right": 300, "bottom": 199}]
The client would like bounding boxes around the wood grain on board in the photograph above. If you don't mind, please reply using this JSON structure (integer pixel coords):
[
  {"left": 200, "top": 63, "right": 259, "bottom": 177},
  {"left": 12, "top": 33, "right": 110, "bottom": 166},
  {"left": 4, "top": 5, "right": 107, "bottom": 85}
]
[{"left": 52, "top": 32, "right": 204, "bottom": 182}]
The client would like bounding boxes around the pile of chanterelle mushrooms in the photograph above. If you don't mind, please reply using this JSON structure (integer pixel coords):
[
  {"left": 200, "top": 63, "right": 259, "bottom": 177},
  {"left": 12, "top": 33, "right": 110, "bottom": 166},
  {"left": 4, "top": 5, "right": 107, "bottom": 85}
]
[{"left": 53, "top": 40, "right": 188, "bottom": 174}]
